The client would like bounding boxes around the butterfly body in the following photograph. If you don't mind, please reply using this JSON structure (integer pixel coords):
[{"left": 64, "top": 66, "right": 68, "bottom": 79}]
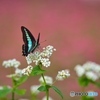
[{"left": 21, "top": 26, "right": 40, "bottom": 56}]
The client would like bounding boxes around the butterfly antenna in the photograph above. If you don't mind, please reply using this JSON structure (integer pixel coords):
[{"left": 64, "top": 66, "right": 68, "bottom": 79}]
[{"left": 40, "top": 40, "right": 46, "bottom": 44}]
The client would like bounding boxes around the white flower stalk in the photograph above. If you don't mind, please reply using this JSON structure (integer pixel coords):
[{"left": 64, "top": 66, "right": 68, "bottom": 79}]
[
  {"left": 30, "top": 85, "right": 40, "bottom": 95},
  {"left": 42, "top": 96, "right": 53, "bottom": 100},
  {"left": 56, "top": 69, "right": 70, "bottom": 81},
  {"left": 39, "top": 76, "right": 53, "bottom": 85},
  {"left": 2, "top": 59, "right": 20, "bottom": 68},
  {"left": 75, "top": 61, "right": 100, "bottom": 81},
  {"left": 26, "top": 45, "right": 56, "bottom": 67},
  {"left": 22, "top": 65, "right": 33, "bottom": 76}
]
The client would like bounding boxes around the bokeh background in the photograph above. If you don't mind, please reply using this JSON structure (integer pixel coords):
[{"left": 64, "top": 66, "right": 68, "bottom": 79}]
[{"left": 0, "top": 0, "right": 100, "bottom": 100}]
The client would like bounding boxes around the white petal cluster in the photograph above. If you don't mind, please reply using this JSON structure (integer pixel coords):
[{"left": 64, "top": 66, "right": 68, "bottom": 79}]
[
  {"left": 42, "top": 96, "right": 53, "bottom": 100},
  {"left": 26, "top": 45, "right": 56, "bottom": 67},
  {"left": 30, "top": 85, "right": 40, "bottom": 95},
  {"left": 15, "top": 68, "right": 23, "bottom": 77},
  {"left": 2, "top": 59, "right": 20, "bottom": 68},
  {"left": 75, "top": 61, "right": 100, "bottom": 81},
  {"left": 74, "top": 65, "right": 85, "bottom": 77},
  {"left": 22, "top": 65, "right": 33, "bottom": 76},
  {"left": 39, "top": 76, "right": 53, "bottom": 85},
  {"left": 56, "top": 69, "right": 70, "bottom": 81}
]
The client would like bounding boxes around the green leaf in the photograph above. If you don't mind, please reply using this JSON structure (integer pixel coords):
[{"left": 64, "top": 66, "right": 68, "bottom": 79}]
[
  {"left": 15, "top": 88, "right": 26, "bottom": 95},
  {"left": 0, "top": 86, "right": 12, "bottom": 98},
  {"left": 38, "top": 86, "right": 46, "bottom": 92},
  {"left": 38, "top": 85, "right": 51, "bottom": 92},
  {"left": 15, "top": 76, "right": 28, "bottom": 87},
  {"left": 94, "top": 82, "right": 100, "bottom": 88},
  {"left": 31, "top": 65, "right": 45, "bottom": 76},
  {"left": 51, "top": 86, "right": 63, "bottom": 99},
  {"left": 81, "top": 96, "right": 94, "bottom": 100},
  {"left": 78, "top": 76, "right": 90, "bottom": 87}
]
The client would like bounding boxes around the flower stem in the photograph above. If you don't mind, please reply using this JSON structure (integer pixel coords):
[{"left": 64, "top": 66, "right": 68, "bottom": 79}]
[
  {"left": 12, "top": 91, "right": 15, "bottom": 100},
  {"left": 41, "top": 74, "right": 49, "bottom": 100}
]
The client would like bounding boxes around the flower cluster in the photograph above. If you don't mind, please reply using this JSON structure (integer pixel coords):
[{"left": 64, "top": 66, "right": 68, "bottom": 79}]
[
  {"left": 30, "top": 85, "right": 40, "bottom": 95},
  {"left": 22, "top": 65, "right": 33, "bottom": 76},
  {"left": 75, "top": 61, "right": 100, "bottom": 81},
  {"left": 39, "top": 76, "right": 53, "bottom": 85},
  {"left": 26, "top": 45, "right": 56, "bottom": 67},
  {"left": 56, "top": 69, "right": 70, "bottom": 81},
  {"left": 2, "top": 59, "right": 20, "bottom": 68}
]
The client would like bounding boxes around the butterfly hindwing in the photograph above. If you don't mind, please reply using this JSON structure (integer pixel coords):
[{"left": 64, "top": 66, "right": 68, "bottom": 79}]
[{"left": 21, "top": 26, "right": 40, "bottom": 56}]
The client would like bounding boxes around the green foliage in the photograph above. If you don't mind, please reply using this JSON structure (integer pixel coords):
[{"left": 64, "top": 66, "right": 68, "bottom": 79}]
[
  {"left": 13, "top": 76, "right": 28, "bottom": 87},
  {"left": 51, "top": 86, "right": 63, "bottom": 99},
  {"left": 31, "top": 65, "right": 45, "bottom": 76},
  {"left": 78, "top": 76, "right": 90, "bottom": 87},
  {"left": 78, "top": 75, "right": 100, "bottom": 89},
  {"left": 38, "top": 85, "right": 51, "bottom": 92},
  {"left": 0, "top": 86, "right": 12, "bottom": 98},
  {"left": 81, "top": 96, "right": 94, "bottom": 100},
  {"left": 94, "top": 82, "right": 100, "bottom": 88},
  {"left": 14, "top": 88, "right": 26, "bottom": 95}
]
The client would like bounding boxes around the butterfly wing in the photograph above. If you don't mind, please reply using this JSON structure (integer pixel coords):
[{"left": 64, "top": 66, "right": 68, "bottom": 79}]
[
  {"left": 21, "top": 26, "right": 36, "bottom": 56},
  {"left": 31, "top": 33, "right": 40, "bottom": 52}
]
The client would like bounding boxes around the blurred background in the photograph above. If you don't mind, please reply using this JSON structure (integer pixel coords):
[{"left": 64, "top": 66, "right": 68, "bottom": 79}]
[{"left": 0, "top": 0, "right": 100, "bottom": 100}]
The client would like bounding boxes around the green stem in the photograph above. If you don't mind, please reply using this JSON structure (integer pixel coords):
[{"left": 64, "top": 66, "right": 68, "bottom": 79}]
[
  {"left": 41, "top": 74, "right": 49, "bottom": 100},
  {"left": 12, "top": 78, "right": 16, "bottom": 100},
  {"left": 12, "top": 91, "right": 15, "bottom": 100}
]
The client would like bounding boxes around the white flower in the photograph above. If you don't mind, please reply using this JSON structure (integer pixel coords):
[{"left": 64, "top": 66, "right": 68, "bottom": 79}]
[
  {"left": 22, "top": 65, "right": 33, "bottom": 76},
  {"left": 26, "top": 51, "right": 41, "bottom": 65},
  {"left": 15, "top": 68, "right": 23, "bottom": 77},
  {"left": 41, "top": 45, "right": 56, "bottom": 58},
  {"left": 0, "top": 86, "right": 3, "bottom": 90},
  {"left": 39, "top": 76, "right": 53, "bottom": 85},
  {"left": 56, "top": 69, "right": 70, "bottom": 81},
  {"left": 75, "top": 61, "right": 100, "bottom": 81},
  {"left": 26, "top": 45, "right": 56, "bottom": 67},
  {"left": 30, "top": 85, "right": 40, "bottom": 95},
  {"left": 40, "top": 58, "right": 51, "bottom": 67},
  {"left": 85, "top": 71, "right": 99, "bottom": 81},
  {"left": 74, "top": 65, "right": 85, "bottom": 77},
  {"left": 2, "top": 59, "right": 20, "bottom": 68}
]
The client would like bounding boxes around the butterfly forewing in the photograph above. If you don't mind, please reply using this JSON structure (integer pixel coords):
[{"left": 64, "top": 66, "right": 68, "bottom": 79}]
[{"left": 21, "top": 26, "right": 40, "bottom": 56}]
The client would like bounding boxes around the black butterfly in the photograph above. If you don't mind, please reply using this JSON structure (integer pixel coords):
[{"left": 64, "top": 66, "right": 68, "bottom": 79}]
[{"left": 21, "top": 26, "right": 40, "bottom": 56}]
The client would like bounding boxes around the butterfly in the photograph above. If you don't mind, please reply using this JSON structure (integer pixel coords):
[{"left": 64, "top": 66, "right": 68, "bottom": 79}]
[{"left": 21, "top": 26, "right": 40, "bottom": 56}]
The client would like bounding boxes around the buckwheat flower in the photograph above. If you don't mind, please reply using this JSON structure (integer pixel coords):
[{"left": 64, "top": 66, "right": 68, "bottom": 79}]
[
  {"left": 74, "top": 65, "right": 85, "bottom": 77},
  {"left": 26, "top": 51, "right": 41, "bottom": 65},
  {"left": 22, "top": 65, "right": 33, "bottom": 76},
  {"left": 39, "top": 76, "right": 53, "bottom": 85},
  {"left": 40, "top": 58, "right": 51, "bottom": 67},
  {"left": 75, "top": 61, "right": 100, "bottom": 81},
  {"left": 56, "top": 69, "right": 70, "bottom": 81},
  {"left": 41, "top": 45, "right": 56, "bottom": 58},
  {"left": 25, "top": 45, "right": 56, "bottom": 68},
  {"left": 15, "top": 68, "right": 23, "bottom": 77},
  {"left": 2, "top": 59, "right": 20, "bottom": 68},
  {"left": 42, "top": 96, "right": 53, "bottom": 100},
  {"left": 0, "top": 86, "right": 3, "bottom": 90},
  {"left": 85, "top": 71, "right": 99, "bottom": 81},
  {"left": 30, "top": 85, "right": 40, "bottom": 95}
]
